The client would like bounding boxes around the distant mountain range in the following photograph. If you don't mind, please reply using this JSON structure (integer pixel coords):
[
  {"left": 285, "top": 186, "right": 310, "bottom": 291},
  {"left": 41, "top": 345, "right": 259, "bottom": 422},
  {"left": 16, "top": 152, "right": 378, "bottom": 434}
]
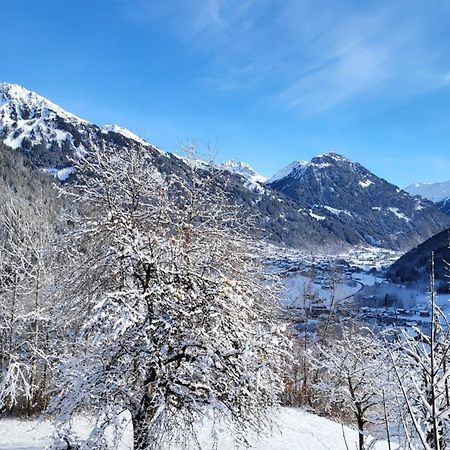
[
  {"left": 404, "top": 180, "right": 450, "bottom": 203},
  {"left": 1, "top": 82, "right": 449, "bottom": 252},
  {"left": 404, "top": 180, "right": 450, "bottom": 218}
]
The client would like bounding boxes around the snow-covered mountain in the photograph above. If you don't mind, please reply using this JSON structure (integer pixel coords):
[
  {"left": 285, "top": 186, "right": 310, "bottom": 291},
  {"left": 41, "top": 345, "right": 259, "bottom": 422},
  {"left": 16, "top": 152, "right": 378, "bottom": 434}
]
[
  {"left": 0, "top": 82, "right": 158, "bottom": 170},
  {"left": 404, "top": 180, "right": 450, "bottom": 203},
  {"left": 0, "top": 82, "right": 89, "bottom": 152},
  {"left": 1, "top": 82, "right": 449, "bottom": 252},
  {"left": 0, "top": 83, "right": 346, "bottom": 251},
  {"left": 219, "top": 160, "right": 267, "bottom": 183},
  {"left": 268, "top": 160, "right": 309, "bottom": 183},
  {"left": 404, "top": 180, "right": 450, "bottom": 216},
  {"left": 266, "top": 152, "right": 450, "bottom": 250}
]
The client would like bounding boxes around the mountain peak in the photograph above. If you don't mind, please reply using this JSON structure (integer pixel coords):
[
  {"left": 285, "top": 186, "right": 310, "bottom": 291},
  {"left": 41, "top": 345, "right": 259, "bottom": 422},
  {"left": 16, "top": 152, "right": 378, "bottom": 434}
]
[
  {"left": 0, "top": 82, "right": 88, "bottom": 125},
  {"left": 268, "top": 160, "right": 308, "bottom": 183},
  {"left": 268, "top": 152, "right": 352, "bottom": 184},
  {"left": 0, "top": 82, "right": 32, "bottom": 98},
  {"left": 316, "top": 151, "right": 348, "bottom": 160},
  {"left": 312, "top": 152, "right": 353, "bottom": 166},
  {"left": 0, "top": 82, "right": 161, "bottom": 168},
  {"left": 264, "top": 150, "right": 450, "bottom": 250},
  {"left": 219, "top": 159, "right": 267, "bottom": 183}
]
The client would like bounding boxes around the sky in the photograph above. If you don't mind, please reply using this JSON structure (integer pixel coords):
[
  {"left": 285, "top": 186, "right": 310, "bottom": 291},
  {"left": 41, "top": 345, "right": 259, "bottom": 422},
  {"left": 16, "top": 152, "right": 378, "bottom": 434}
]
[{"left": 2, "top": 0, "right": 450, "bottom": 187}]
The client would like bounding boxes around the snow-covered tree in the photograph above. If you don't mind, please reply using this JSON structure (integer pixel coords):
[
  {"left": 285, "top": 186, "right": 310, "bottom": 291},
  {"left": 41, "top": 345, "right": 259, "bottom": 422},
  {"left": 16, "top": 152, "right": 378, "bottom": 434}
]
[
  {"left": 0, "top": 187, "right": 57, "bottom": 414},
  {"left": 389, "top": 253, "right": 450, "bottom": 450},
  {"left": 49, "top": 145, "right": 289, "bottom": 449},
  {"left": 310, "top": 326, "right": 389, "bottom": 450}
]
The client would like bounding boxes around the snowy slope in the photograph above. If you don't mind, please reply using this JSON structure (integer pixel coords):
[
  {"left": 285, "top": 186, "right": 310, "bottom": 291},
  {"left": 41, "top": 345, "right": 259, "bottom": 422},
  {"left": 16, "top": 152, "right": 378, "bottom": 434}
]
[
  {"left": 0, "top": 82, "right": 89, "bottom": 154},
  {"left": 268, "top": 160, "right": 309, "bottom": 183},
  {"left": 0, "top": 408, "right": 392, "bottom": 450},
  {"left": 404, "top": 180, "right": 450, "bottom": 203},
  {"left": 219, "top": 159, "right": 267, "bottom": 183},
  {"left": 0, "top": 84, "right": 347, "bottom": 251},
  {"left": 388, "top": 226, "right": 450, "bottom": 287},
  {"left": 101, "top": 124, "right": 148, "bottom": 146}
]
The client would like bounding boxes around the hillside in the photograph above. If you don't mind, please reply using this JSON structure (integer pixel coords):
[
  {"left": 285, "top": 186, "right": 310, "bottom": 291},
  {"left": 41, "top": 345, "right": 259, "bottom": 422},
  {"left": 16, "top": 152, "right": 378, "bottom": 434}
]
[
  {"left": 437, "top": 197, "right": 450, "bottom": 216},
  {"left": 388, "top": 227, "right": 450, "bottom": 291}
]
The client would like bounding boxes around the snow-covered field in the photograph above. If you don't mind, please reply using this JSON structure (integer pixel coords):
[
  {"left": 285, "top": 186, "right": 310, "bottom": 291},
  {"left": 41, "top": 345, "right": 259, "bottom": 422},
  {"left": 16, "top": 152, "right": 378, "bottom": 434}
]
[
  {"left": 283, "top": 275, "right": 361, "bottom": 307},
  {"left": 0, "top": 408, "right": 394, "bottom": 450}
]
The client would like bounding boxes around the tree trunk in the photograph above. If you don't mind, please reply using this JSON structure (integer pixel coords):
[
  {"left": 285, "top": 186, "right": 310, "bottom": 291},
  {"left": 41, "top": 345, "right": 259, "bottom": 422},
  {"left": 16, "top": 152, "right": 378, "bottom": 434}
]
[
  {"left": 132, "top": 382, "right": 156, "bottom": 450},
  {"left": 357, "top": 416, "right": 365, "bottom": 450},
  {"left": 133, "top": 411, "right": 152, "bottom": 450}
]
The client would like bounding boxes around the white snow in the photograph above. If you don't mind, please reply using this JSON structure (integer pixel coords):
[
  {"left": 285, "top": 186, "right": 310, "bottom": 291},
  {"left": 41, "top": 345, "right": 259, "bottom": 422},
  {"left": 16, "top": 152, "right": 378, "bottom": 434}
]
[
  {"left": 404, "top": 179, "right": 450, "bottom": 202},
  {"left": 267, "top": 153, "right": 355, "bottom": 184},
  {"left": 219, "top": 160, "right": 267, "bottom": 183},
  {"left": 0, "top": 83, "right": 162, "bottom": 158},
  {"left": 45, "top": 166, "right": 76, "bottom": 181},
  {"left": 0, "top": 408, "right": 393, "bottom": 450},
  {"left": 387, "top": 207, "right": 410, "bottom": 222},
  {"left": 371, "top": 207, "right": 411, "bottom": 222},
  {"left": 359, "top": 179, "right": 373, "bottom": 188},
  {"left": 175, "top": 155, "right": 268, "bottom": 194},
  {"left": 284, "top": 275, "right": 362, "bottom": 307},
  {"left": 268, "top": 160, "right": 308, "bottom": 183},
  {"left": 0, "top": 83, "right": 89, "bottom": 124},
  {"left": 323, "top": 205, "right": 352, "bottom": 216},
  {"left": 311, "top": 162, "right": 331, "bottom": 169},
  {"left": 318, "top": 152, "right": 350, "bottom": 163},
  {"left": 309, "top": 210, "right": 326, "bottom": 221},
  {"left": 0, "top": 82, "right": 89, "bottom": 151},
  {"left": 101, "top": 124, "right": 148, "bottom": 146}
]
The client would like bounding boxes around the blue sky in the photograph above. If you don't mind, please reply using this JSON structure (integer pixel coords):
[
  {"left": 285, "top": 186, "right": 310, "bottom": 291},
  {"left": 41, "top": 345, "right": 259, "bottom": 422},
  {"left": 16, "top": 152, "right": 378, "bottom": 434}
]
[{"left": 2, "top": 0, "right": 450, "bottom": 187}]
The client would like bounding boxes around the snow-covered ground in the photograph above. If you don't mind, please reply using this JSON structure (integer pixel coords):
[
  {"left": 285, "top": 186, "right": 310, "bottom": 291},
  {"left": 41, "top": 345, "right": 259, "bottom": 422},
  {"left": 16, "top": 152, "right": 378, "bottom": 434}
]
[
  {"left": 283, "top": 275, "right": 361, "bottom": 308},
  {"left": 0, "top": 408, "right": 394, "bottom": 450}
]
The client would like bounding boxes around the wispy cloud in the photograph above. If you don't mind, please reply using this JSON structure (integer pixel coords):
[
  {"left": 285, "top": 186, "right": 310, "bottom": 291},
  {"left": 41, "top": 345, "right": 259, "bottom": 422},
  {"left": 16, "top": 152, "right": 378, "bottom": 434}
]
[{"left": 121, "top": 0, "right": 450, "bottom": 114}]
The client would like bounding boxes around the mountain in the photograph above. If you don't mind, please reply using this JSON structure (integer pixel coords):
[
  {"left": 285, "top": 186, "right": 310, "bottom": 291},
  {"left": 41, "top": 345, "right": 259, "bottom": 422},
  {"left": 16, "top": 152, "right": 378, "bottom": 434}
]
[
  {"left": 266, "top": 153, "right": 450, "bottom": 250},
  {"left": 0, "top": 82, "right": 159, "bottom": 170},
  {"left": 388, "top": 228, "right": 450, "bottom": 291},
  {"left": 1, "top": 82, "right": 449, "bottom": 252},
  {"left": 404, "top": 180, "right": 450, "bottom": 203},
  {"left": 0, "top": 83, "right": 351, "bottom": 252}
]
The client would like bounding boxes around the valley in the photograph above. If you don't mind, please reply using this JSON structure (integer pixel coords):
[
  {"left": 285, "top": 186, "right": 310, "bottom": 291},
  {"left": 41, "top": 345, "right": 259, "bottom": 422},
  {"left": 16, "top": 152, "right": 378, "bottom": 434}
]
[{"left": 273, "top": 245, "right": 444, "bottom": 334}]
